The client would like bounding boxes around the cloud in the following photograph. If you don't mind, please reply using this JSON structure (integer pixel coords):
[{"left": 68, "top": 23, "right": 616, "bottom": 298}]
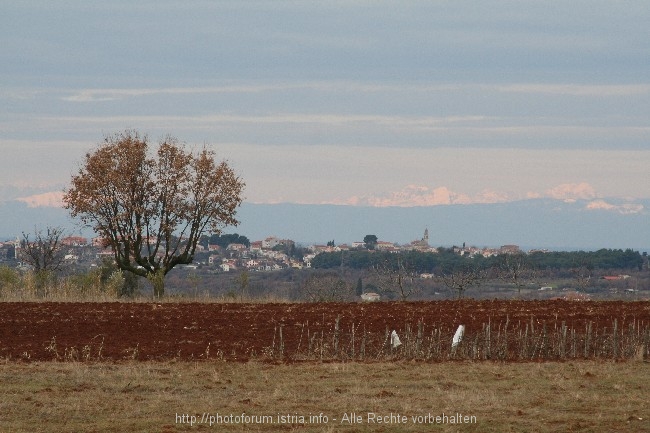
[
  {"left": 544, "top": 182, "right": 597, "bottom": 201},
  {"left": 47, "top": 112, "right": 490, "bottom": 129},
  {"left": 585, "top": 200, "right": 644, "bottom": 214},
  {"left": 61, "top": 82, "right": 650, "bottom": 103},
  {"left": 61, "top": 85, "right": 295, "bottom": 102},
  {"left": 496, "top": 84, "right": 650, "bottom": 97},
  {"left": 16, "top": 191, "right": 64, "bottom": 208},
  {"left": 55, "top": 82, "right": 429, "bottom": 103},
  {"left": 61, "top": 82, "right": 425, "bottom": 102}
]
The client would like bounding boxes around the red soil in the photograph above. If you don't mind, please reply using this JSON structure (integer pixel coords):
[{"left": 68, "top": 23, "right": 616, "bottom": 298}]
[{"left": 1, "top": 300, "right": 648, "bottom": 362}]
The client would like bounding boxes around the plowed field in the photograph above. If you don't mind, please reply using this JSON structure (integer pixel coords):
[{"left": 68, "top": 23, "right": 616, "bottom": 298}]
[{"left": 1, "top": 300, "right": 649, "bottom": 362}]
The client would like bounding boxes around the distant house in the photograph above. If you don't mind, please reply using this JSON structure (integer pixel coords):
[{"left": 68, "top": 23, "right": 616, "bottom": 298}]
[
  {"left": 310, "top": 244, "right": 338, "bottom": 253},
  {"left": 375, "top": 241, "right": 396, "bottom": 250},
  {"left": 500, "top": 245, "right": 521, "bottom": 254},
  {"left": 0, "top": 243, "right": 16, "bottom": 260},
  {"left": 227, "top": 243, "right": 247, "bottom": 252},
  {"left": 250, "top": 241, "right": 263, "bottom": 253},
  {"left": 601, "top": 275, "right": 631, "bottom": 281},
  {"left": 92, "top": 237, "right": 110, "bottom": 247},
  {"left": 375, "top": 242, "right": 402, "bottom": 253},
  {"left": 262, "top": 236, "right": 281, "bottom": 249},
  {"left": 61, "top": 236, "right": 88, "bottom": 246},
  {"left": 220, "top": 259, "right": 237, "bottom": 272},
  {"left": 302, "top": 254, "right": 315, "bottom": 267},
  {"left": 361, "top": 292, "right": 380, "bottom": 302},
  {"left": 96, "top": 249, "right": 114, "bottom": 259},
  {"left": 245, "top": 259, "right": 259, "bottom": 269}
]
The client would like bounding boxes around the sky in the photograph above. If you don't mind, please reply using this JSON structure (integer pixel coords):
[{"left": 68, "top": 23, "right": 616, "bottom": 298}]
[{"left": 1, "top": 1, "right": 649, "bottom": 219}]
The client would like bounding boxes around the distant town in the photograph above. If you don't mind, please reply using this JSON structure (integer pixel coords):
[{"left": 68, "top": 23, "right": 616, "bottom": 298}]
[{"left": 0, "top": 228, "right": 548, "bottom": 273}]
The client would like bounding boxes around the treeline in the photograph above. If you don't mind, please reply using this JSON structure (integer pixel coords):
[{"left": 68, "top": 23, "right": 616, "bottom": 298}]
[
  {"left": 527, "top": 249, "right": 644, "bottom": 271},
  {"left": 311, "top": 248, "right": 645, "bottom": 273},
  {"left": 199, "top": 233, "right": 250, "bottom": 249}
]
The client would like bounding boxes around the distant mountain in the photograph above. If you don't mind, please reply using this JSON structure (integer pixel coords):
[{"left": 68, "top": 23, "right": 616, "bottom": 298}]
[
  {"left": 0, "top": 201, "right": 84, "bottom": 240},
  {"left": 235, "top": 199, "right": 650, "bottom": 251},
  {"left": 1, "top": 198, "right": 648, "bottom": 251}
]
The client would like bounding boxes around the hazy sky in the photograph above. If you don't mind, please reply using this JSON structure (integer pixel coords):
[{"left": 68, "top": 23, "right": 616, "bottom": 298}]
[{"left": 1, "top": 1, "right": 649, "bottom": 210}]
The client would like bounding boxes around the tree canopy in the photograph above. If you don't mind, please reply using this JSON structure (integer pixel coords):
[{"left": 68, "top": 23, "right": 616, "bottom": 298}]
[
  {"left": 201, "top": 233, "right": 251, "bottom": 249},
  {"left": 363, "top": 234, "right": 378, "bottom": 249},
  {"left": 63, "top": 130, "right": 245, "bottom": 297}
]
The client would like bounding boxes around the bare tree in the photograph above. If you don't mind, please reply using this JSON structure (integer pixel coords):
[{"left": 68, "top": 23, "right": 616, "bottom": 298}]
[
  {"left": 571, "top": 261, "right": 593, "bottom": 292},
  {"left": 372, "top": 255, "right": 420, "bottom": 301},
  {"left": 495, "top": 252, "right": 537, "bottom": 296},
  {"left": 63, "top": 130, "right": 245, "bottom": 298},
  {"left": 302, "top": 272, "right": 354, "bottom": 302},
  {"left": 20, "top": 226, "right": 66, "bottom": 272},
  {"left": 439, "top": 264, "right": 486, "bottom": 299}
]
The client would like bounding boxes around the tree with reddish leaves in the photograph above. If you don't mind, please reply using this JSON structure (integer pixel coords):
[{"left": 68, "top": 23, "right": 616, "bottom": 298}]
[{"left": 64, "top": 130, "right": 245, "bottom": 297}]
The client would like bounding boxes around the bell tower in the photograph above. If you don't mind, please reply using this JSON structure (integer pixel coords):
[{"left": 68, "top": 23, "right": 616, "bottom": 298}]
[{"left": 423, "top": 228, "right": 429, "bottom": 245}]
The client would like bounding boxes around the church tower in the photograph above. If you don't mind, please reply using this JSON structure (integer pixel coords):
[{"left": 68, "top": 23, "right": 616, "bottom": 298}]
[{"left": 422, "top": 228, "right": 429, "bottom": 245}]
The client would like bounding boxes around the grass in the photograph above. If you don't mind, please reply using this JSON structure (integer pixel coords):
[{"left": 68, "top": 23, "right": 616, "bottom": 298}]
[{"left": 0, "top": 360, "right": 648, "bottom": 432}]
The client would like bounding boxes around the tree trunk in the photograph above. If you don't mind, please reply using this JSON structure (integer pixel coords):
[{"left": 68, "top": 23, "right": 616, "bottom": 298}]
[{"left": 148, "top": 269, "right": 166, "bottom": 298}]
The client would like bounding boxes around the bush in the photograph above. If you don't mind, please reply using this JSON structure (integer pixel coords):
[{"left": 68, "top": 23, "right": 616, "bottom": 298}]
[{"left": 0, "top": 265, "right": 19, "bottom": 293}]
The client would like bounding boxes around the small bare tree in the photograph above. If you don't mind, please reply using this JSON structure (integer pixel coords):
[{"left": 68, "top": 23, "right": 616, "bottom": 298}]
[
  {"left": 237, "top": 270, "right": 249, "bottom": 301},
  {"left": 302, "top": 272, "right": 354, "bottom": 302},
  {"left": 496, "top": 252, "right": 537, "bottom": 296},
  {"left": 20, "top": 226, "right": 66, "bottom": 272},
  {"left": 372, "top": 255, "right": 420, "bottom": 301},
  {"left": 439, "top": 264, "right": 486, "bottom": 299},
  {"left": 571, "top": 261, "right": 593, "bottom": 292}
]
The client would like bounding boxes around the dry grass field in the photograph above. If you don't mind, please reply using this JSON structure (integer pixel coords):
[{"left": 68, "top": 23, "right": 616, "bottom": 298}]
[
  {"left": 1, "top": 300, "right": 648, "bottom": 431},
  {"left": 1, "top": 359, "right": 648, "bottom": 432}
]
